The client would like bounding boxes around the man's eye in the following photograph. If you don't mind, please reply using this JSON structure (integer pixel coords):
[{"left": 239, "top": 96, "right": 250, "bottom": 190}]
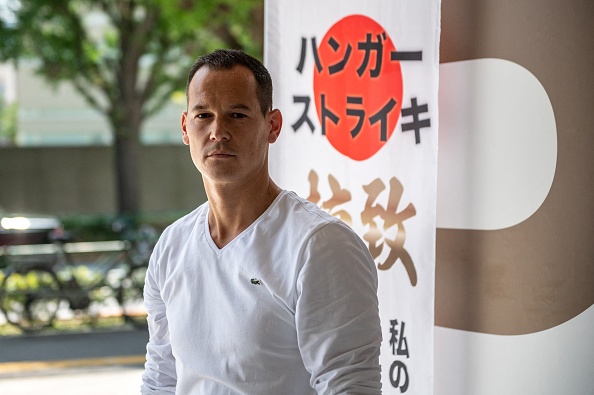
[
  {"left": 196, "top": 113, "right": 210, "bottom": 119},
  {"left": 231, "top": 113, "right": 247, "bottom": 119}
]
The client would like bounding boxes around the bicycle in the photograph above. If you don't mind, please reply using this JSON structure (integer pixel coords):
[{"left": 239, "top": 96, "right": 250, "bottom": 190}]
[{"left": 0, "top": 236, "right": 149, "bottom": 333}]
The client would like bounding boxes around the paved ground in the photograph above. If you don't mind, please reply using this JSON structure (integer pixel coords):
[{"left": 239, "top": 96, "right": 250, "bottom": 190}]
[
  {"left": 0, "top": 365, "right": 145, "bottom": 394},
  {"left": 0, "top": 328, "right": 148, "bottom": 394},
  {"left": 0, "top": 328, "right": 149, "bottom": 366}
]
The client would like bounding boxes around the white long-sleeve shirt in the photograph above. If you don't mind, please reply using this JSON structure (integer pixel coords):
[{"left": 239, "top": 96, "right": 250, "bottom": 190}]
[{"left": 141, "top": 190, "right": 382, "bottom": 394}]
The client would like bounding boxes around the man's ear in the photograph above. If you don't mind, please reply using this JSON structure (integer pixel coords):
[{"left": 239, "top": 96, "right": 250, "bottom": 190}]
[
  {"left": 268, "top": 109, "right": 283, "bottom": 144},
  {"left": 181, "top": 111, "right": 190, "bottom": 145}
]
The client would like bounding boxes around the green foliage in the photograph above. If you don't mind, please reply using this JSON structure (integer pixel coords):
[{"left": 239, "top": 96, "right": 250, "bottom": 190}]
[
  {"left": 58, "top": 211, "right": 180, "bottom": 242},
  {"left": 2, "top": 270, "right": 58, "bottom": 294},
  {"left": 60, "top": 214, "right": 124, "bottom": 241},
  {"left": 0, "top": 0, "right": 264, "bottom": 213},
  {"left": 0, "top": 0, "right": 264, "bottom": 117},
  {"left": 0, "top": 101, "right": 17, "bottom": 144}
]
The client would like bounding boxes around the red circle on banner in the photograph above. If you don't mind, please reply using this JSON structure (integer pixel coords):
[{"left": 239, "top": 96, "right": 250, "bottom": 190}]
[{"left": 313, "top": 15, "right": 403, "bottom": 161}]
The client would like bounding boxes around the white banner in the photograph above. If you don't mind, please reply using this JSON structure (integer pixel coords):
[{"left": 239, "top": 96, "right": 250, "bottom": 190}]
[{"left": 265, "top": 1, "right": 441, "bottom": 393}]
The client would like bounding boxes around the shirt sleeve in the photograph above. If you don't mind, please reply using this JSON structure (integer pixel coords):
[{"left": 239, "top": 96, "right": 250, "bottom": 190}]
[
  {"left": 141, "top": 245, "right": 177, "bottom": 395},
  {"left": 295, "top": 222, "right": 383, "bottom": 394}
]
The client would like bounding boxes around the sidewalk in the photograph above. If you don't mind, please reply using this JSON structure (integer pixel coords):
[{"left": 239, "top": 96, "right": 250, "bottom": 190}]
[
  {"left": 0, "top": 328, "right": 148, "bottom": 378},
  {"left": 0, "top": 365, "right": 145, "bottom": 394}
]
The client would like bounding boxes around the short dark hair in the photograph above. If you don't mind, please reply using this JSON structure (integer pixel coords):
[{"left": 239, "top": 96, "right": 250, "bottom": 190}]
[{"left": 186, "top": 49, "right": 273, "bottom": 116}]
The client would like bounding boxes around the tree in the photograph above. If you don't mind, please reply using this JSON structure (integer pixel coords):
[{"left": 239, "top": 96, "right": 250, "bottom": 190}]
[
  {"left": 0, "top": 0, "right": 264, "bottom": 214},
  {"left": 0, "top": 100, "right": 18, "bottom": 145},
  {"left": 0, "top": 100, "right": 17, "bottom": 144}
]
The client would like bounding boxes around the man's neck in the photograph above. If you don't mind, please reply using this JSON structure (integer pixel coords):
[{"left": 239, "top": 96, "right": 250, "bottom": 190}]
[{"left": 205, "top": 177, "right": 282, "bottom": 249}]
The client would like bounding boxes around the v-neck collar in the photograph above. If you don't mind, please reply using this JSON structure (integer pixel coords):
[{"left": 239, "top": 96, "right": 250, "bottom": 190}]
[{"left": 203, "top": 190, "right": 287, "bottom": 255}]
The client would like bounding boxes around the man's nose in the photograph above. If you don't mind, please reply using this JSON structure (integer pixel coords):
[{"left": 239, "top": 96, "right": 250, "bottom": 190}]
[{"left": 209, "top": 118, "right": 230, "bottom": 141}]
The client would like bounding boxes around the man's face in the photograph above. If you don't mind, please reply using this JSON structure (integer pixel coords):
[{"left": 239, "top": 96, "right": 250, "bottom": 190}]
[{"left": 182, "top": 65, "right": 281, "bottom": 187}]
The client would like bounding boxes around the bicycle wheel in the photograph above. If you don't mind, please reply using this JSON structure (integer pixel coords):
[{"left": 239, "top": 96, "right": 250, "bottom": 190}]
[
  {"left": 117, "top": 265, "right": 147, "bottom": 328},
  {"left": 0, "top": 265, "right": 64, "bottom": 333}
]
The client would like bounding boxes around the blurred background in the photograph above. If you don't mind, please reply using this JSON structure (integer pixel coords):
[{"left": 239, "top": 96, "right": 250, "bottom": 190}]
[
  {"left": 0, "top": 2, "right": 265, "bottom": 388},
  {"left": 0, "top": 0, "right": 264, "bottom": 325},
  {"left": 1, "top": 0, "right": 593, "bottom": 393},
  {"left": 0, "top": 0, "right": 264, "bottom": 220}
]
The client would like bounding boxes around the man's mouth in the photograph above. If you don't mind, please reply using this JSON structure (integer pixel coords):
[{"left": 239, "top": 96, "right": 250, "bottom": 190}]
[{"left": 207, "top": 149, "right": 235, "bottom": 158}]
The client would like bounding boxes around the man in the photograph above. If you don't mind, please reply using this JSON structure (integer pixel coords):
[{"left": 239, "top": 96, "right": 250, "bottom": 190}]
[{"left": 141, "top": 49, "right": 382, "bottom": 394}]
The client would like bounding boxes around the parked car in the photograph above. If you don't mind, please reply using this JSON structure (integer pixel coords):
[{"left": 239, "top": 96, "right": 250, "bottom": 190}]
[{"left": 0, "top": 205, "right": 63, "bottom": 246}]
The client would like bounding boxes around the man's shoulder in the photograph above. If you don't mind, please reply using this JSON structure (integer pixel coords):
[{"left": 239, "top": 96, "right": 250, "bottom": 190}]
[
  {"left": 278, "top": 190, "right": 340, "bottom": 227},
  {"left": 277, "top": 191, "right": 375, "bottom": 275},
  {"left": 160, "top": 202, "right": 207, "bottom": 240},
  {"left": 275, "top": 191, "right": 358, "bottom": 243}
]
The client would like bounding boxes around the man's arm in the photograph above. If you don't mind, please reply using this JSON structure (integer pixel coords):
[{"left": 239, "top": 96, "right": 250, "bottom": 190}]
[
  {"left": 296, "top": 222, "right": 382, "bottom": 394},
  {"left": 141, "top": 251, "right": 177, "bottom": 394}
]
